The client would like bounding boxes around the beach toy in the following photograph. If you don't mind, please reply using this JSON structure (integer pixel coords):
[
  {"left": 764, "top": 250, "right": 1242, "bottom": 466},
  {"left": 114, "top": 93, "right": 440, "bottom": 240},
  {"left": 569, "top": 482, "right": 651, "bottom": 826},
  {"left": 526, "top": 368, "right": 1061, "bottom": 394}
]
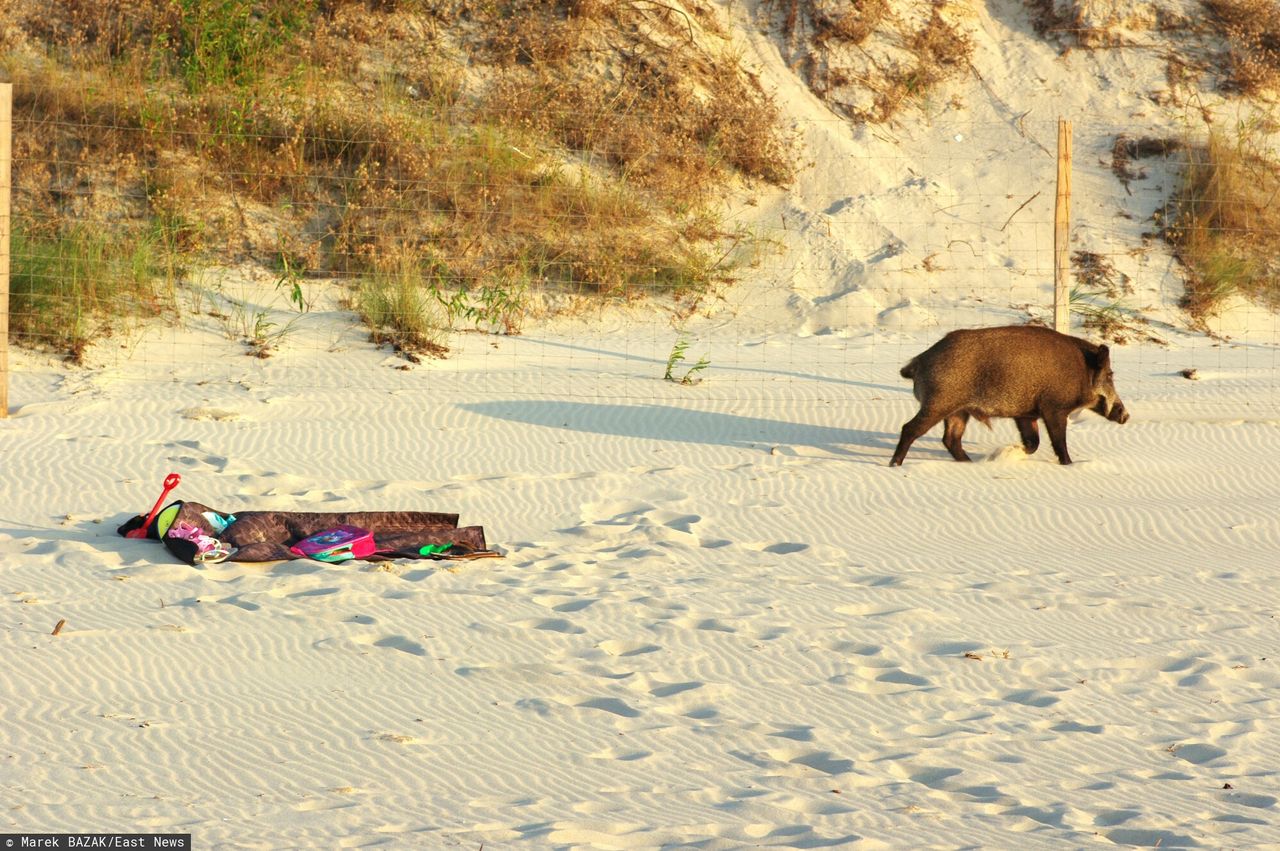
[
  {"left": 126, "top": 473, "right": 181, "bottom": 539},
  {"left": 166, "top": 520, "right": 235, "bottom": 564},
  {"left": 289, "top": 525, "right": 376, "bottom": 563}
]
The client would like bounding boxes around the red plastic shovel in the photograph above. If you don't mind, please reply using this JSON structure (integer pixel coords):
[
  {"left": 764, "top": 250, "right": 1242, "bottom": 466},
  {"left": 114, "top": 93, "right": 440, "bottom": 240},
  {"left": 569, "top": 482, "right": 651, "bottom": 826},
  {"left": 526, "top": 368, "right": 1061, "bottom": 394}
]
[{"left": 126, "top": 473, "right": 181, "bottom": 539}]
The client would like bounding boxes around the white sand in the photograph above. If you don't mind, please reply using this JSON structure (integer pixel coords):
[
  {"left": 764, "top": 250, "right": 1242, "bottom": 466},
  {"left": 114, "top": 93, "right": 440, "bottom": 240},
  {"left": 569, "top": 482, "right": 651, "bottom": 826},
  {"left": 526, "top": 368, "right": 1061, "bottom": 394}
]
[
  {"left": 4, "top": 302, "right": 1279, "bottom": 848},
  {"left": 5, "top": 1, "right": 1280, "bottom": 848}
]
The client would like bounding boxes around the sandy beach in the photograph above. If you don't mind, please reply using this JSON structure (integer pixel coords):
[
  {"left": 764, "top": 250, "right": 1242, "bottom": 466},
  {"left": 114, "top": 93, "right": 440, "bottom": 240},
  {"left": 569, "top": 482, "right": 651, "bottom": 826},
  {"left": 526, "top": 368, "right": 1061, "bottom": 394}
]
[
  {"left": 5, "top": 0, "right": 1280, "bottom": 847},
  {"left": 3, "top": 299, "right": 1279, "bottom": 847}
]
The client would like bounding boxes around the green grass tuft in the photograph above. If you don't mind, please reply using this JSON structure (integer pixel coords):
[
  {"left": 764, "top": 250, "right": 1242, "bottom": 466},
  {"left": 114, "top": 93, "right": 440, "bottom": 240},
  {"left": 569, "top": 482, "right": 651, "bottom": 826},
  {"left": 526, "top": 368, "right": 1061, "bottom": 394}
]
[{"left": 9, "top": 222, "right": 174, "bottom": 362}]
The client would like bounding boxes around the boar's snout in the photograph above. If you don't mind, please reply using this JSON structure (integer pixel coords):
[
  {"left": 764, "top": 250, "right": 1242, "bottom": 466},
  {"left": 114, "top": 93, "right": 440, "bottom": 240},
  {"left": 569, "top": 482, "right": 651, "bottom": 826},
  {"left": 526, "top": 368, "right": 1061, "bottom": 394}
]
[{"left": 1094, "top": 396, "right": 1129, "bottom": 424}]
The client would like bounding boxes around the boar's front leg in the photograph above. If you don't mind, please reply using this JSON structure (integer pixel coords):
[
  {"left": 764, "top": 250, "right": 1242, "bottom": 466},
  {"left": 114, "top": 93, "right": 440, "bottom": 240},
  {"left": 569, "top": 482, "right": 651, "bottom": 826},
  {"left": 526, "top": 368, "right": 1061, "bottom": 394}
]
[
  {"left": 942, "top": 413, "right": 972, "bottom": 462},
  {"left": 1015, "top": 417, "right": 1040, "bottom": 455},
  {"left": 1043, "top": 409, "right": 1073, "bottom": 465}
]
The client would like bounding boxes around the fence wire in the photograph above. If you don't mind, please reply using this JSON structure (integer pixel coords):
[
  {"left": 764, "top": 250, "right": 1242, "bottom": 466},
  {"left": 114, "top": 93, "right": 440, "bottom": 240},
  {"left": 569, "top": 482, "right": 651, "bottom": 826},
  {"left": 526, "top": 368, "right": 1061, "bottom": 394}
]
[{"left": 4, "top": 96, "right": 1280, "bottom": 413}]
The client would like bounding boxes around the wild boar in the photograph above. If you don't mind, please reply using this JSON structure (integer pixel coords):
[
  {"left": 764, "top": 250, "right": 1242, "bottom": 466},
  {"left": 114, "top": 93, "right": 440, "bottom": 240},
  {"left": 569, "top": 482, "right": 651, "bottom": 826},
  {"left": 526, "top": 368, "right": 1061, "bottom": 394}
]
[{"left": 890, "top": 325, "right": 1129, "bottom": 466}]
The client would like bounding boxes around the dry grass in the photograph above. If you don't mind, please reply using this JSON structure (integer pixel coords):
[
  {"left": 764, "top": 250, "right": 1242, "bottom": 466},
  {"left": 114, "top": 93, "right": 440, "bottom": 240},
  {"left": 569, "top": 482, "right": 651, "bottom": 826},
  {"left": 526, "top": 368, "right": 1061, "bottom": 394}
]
[
  {"left": 768, "top": 0, "right": 972, "bottom": 124},
  {"left": 1068, "top": 250, "right": 1165, "bottom": 344},
  {"left": 476, "top": 0, "right": 794, "bottom": 192},
  {"left": 810, "top": 0, "right": 892, "bottom": 46},
  {"left": 1111, "top": 134, "right": 1182, "bottom": 192},
  {"left": 1161, "top": 126, "right": 1280, "bottom": 317},
  {"left": 873, "top": 3, "right": 972, "bottom": 122},
  {"left": 1204, "top": 0, "right": 1280, "bottom": 94},
  {"left": 2, "top": 0, "right": 794, "bottom": 357}
]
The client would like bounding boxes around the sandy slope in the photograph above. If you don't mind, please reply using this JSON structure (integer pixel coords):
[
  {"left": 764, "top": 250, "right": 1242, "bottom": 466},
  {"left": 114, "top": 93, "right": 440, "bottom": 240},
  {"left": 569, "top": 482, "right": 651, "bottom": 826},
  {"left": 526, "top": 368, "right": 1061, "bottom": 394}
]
[
  {"left": 717, "top": 0, "right": 1280, "bottom": 347},
  {"left": 4, "top": 0, "right": 1280, "bottom": 848}
]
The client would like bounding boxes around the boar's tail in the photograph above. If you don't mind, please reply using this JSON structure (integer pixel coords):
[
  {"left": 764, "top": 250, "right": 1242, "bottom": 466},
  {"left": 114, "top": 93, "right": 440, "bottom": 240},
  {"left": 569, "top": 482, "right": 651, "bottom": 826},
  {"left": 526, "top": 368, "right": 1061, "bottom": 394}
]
[{"left": 899, "top": 358, "right": 918, "bottom": 380}]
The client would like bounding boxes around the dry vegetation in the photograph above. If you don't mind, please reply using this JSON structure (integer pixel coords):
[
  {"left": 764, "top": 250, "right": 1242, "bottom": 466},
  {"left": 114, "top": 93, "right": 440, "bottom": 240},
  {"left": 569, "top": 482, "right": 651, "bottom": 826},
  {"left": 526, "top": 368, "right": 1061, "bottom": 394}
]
[
  {"left": 1203, "top": 0, "right": 1280, "bottom": 94},
  {"left": 1028, "top": 2, "right": 1280, "bottom": 325},
  {"left": 1025, "top": 0, "right": 1197, "bottom": 48},
  {"left": 1068, "top": 249, "right": 1166, "bottom": 344},
  {"left": 1159, "top": 127, "right": 1280, "bottom": 318},
  {"left": 764, "top": 0, "right": 972, "bottom": 123},
  {"left": 1110, "top": 126, "right": 1280, "bottom": 321},
  {"left": 0, "top": 0, "right": 794, "bottom": 358}
]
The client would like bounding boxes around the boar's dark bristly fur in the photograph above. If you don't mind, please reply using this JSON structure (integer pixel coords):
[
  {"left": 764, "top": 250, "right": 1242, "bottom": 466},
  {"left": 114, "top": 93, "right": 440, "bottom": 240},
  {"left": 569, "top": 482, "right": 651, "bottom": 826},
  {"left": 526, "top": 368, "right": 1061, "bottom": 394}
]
[{"left": 890, "top": 325, "right": 1129, "bottom": 466}]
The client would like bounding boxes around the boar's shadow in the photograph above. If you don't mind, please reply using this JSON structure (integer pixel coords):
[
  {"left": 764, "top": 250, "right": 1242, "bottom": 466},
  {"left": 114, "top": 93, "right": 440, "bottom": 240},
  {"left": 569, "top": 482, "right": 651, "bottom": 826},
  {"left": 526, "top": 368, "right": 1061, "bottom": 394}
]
[{"left": 461, "top": 401, "right": 895, "bottom": 460}]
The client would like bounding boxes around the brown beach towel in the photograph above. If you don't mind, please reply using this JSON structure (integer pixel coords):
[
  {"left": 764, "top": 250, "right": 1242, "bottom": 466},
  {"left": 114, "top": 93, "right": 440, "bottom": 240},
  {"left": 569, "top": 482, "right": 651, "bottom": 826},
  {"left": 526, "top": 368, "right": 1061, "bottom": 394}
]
[{"left": 118, "top": 500, "right": 494, "bottom": 565}]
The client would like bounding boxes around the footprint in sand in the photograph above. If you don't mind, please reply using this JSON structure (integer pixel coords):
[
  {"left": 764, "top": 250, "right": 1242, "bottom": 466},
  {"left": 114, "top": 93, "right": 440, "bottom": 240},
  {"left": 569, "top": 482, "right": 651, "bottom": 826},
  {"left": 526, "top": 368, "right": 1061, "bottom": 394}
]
[
  {"left": 582, "top": 500, "right": 655, "bottom": 525},
  {"left": 288, "top": 587, "right": 340, "bottom": 599},
  {"left": 219, "top": 594, "right": 261, "bottom": 612},
  {"left": 576, "top": 697, "right": 642, "bottom": 718},
  {"left": 768, "top": 725, "right": 815, "bottom": 742},
  {"left": 760, "top": 542, "right": 811, "bottom": 555},
  {"left": 1170, "top": 742, "right": 1228, "bottom": 765},
  {"left": 1001, "top": 688, "right": 1061, "bottom": 708},
  {"left": 325, "top": 633, "right": 427, "bottom": 657},
  {"left": 766, "top": 748, "right": 855, "bottom": 777},
  {"left": 515, "top": 617, "right": 586, "bottom": 635},
  {"left": 832, "top": 662, "right": 931, "bottom": 695},
  {"left": 1221, "top": 790, "right": 1277, "bottom": 809},
  {"left": 528, "top": 596, "right": 595, "bottom": 614},
  {"left": 658, "top": 513, "right": 702, "bottom": 534},
  {"left": 371, "top": 635, "right": 427, "bottom": 657},
  {"left": 597, "top": 639, "right": 661, "bottom": 657},
  {"left": 1106, "top": 829, "right": 1197, "bottom": 847},
  {"left": 587, "top": 745, "right": 651, "bottom": 762},
  {"left": 648, "top": 680, "right": 701, "bottom": 698},
  {"left": 166, "top": 439, "right": 230, "bottom": 473}
]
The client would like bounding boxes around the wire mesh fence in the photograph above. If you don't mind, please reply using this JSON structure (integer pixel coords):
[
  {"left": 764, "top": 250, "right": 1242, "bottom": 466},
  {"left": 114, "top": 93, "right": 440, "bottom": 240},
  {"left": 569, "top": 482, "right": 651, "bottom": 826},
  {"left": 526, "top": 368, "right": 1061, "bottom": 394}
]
[{"left": 3, "top": 80, "right": 1280, "bottom": 414}]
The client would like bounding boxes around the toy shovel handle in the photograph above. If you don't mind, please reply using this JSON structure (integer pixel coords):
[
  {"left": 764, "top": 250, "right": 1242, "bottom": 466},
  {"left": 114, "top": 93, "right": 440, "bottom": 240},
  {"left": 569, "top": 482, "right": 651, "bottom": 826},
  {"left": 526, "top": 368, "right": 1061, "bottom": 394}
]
[{"left": 126, "top": 473, "right": 182, "bottom": 539}]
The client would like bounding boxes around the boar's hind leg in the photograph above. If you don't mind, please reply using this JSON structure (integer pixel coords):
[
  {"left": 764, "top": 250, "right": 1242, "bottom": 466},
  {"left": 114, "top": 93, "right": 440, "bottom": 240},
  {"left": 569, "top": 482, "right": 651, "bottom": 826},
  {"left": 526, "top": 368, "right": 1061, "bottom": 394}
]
[
  {"left": 1015, "top": 417, "right": 1040, "bottom": 455},
  {"left": 1043, "top": 410, "right": 1073, "bottom": 465},
  {"left": 890, "top": 409, "right": 945, "bottom": 466},
  {"left": 942, "top": 413, "right": 971, "bottom": 462}
]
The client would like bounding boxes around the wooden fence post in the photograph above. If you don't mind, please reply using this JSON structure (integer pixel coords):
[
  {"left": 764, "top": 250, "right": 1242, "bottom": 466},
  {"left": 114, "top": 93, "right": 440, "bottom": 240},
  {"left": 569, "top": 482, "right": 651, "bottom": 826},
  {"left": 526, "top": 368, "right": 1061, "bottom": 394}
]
[
  {"left": 1, "top": 82, "right": 11, "bottom": 418},
  {"left": 1054, "top": 117, "right": 1072, "bottom": 333}
]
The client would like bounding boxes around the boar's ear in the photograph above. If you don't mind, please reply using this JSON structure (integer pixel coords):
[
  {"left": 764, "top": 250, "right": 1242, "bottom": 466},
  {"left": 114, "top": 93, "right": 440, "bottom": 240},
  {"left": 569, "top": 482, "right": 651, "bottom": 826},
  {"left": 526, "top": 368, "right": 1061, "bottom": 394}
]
[{"left": 1085, "top": 344, "right": 1111, "bottom": 373}]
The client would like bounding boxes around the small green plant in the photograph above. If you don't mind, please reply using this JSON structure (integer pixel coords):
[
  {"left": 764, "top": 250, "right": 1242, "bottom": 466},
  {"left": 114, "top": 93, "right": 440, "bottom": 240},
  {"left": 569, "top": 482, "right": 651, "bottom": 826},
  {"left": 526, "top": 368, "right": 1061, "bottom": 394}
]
[
  {"left": 664, "top": 335, "right": 711, "bottom": 385},
  {"left": 223, "top": 300, "right": 297, "bottom": 359},
  {"left": 204, "top": 277, "right": 301, "bottom": 359},
  {"left": 472, "top": 281, "right": 527, "bottom": 335},
  {"left": 275, "top": 251, "right": 309, "bottom": 313},
  {"left": 1069, "top": 284, "right": 1129, "bottom": 339},
  {"left": 167, "top": 0, "right": 313, "bottom": 94},
  {"left": 245, "top": 311, "right": 276, "bottom": 359}
]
